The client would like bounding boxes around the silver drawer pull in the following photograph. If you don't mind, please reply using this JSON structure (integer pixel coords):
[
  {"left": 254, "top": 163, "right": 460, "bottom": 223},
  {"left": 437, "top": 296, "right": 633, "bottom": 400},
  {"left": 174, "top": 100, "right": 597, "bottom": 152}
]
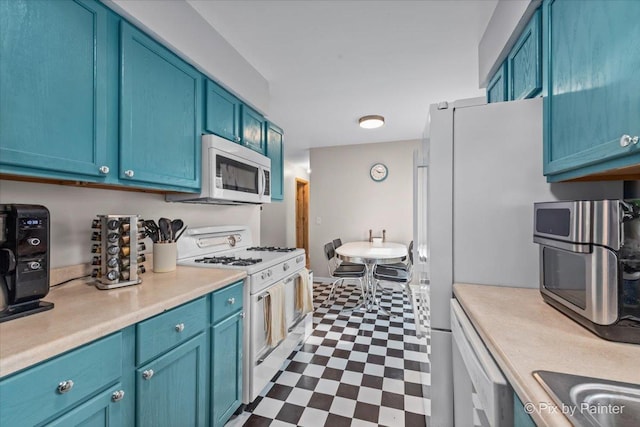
[
  {"left": 142, "top": 369, "right": 154, "bottom": 380},
  {"left": 57, "top": 380, "right": 74, "bottom": 394},
  {"left": 111, "top": 390, "right": 125, "bottom": 402},
  {"left": 175, "top": 323, "right": 185, "bottom": 333},
  {"left": 227, "top": 297, "right": 235, "bottom": 305}
]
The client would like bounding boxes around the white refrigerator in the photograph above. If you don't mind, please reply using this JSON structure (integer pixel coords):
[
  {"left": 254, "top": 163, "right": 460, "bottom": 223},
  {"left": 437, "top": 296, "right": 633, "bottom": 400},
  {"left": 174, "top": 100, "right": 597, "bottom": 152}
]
[{"left": 417, "top": 96, "right": 622, "bottom": 426}]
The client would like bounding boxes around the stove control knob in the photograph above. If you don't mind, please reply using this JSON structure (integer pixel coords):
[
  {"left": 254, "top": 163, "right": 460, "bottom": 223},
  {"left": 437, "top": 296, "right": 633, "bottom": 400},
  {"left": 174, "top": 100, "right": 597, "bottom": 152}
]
[
  {"left": 267, "top": 270, "right": 272, "bottom": 277},
  {"left": 261, "top": 272, "right": 266, "bottom": 280},
  {"left": 28, "top": 261, "right": 41, "bottom": 270},
  {"left": 283, "top": 263, "right": 290, "bottom": 271}
]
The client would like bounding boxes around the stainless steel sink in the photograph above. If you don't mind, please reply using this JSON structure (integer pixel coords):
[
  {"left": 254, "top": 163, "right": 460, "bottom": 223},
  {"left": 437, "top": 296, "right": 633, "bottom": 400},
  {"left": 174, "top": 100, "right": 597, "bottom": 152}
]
[{"left": 534, "top": 370, "right": 640, "bottom": 427}]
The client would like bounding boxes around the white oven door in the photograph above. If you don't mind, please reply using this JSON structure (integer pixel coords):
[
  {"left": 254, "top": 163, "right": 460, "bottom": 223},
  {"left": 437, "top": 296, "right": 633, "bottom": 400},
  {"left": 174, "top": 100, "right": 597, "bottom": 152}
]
[
  {"left": 451, "top": 299, "right": 513, "bottom": 427},
  {"left": 249, "top": 270, "right": 309, "bottom": 402}
]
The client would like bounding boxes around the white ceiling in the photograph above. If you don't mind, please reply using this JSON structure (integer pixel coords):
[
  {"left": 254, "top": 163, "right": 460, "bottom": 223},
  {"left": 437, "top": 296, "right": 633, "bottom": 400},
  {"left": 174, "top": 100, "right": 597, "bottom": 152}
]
[{"left": 188, "top": 0, "right": 498, "bottom": 167}]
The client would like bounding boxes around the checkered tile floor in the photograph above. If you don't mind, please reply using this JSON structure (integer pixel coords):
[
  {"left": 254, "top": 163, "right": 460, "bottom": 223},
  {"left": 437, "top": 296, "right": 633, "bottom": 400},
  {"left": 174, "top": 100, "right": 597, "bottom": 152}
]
[{"left": 230, "top": 281, "right": 432, "bottom": 427}]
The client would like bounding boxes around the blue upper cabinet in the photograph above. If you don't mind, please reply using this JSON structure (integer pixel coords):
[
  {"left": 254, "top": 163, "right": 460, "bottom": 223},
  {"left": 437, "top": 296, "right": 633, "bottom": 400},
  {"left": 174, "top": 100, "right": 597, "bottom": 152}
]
[
  {"left": 120, "top": 22, "right": 201, "bottom": 191},
  {"left": 487, "top": 62, "right": 508, "bottom": 103},
  {"left": 241, "top": 106, "right": 267, "bottom": 154},
  {"left": 543, "top": 0, "right": 640, "bottom": 181},
  {"left": 508, "top": 8, "right": 541, "bottom": 100},
  {"left": 0, "top": 0, "right": 111, "bottom": 180},
  {"left": 205, "top": 80, "right": 242, "bottom": 143},
  {"left": 487, "top": 9, "right": 542, "bottom": 104},
  {"left": 266, "top": 122, "right": 284, "bottom": 201}
]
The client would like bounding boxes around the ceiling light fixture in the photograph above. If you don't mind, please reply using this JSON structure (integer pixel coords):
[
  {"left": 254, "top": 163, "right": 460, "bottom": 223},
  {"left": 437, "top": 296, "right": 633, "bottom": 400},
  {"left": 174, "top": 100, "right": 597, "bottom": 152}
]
[{"left": 359, "top": 115, "right": 385, "bottom": 129}]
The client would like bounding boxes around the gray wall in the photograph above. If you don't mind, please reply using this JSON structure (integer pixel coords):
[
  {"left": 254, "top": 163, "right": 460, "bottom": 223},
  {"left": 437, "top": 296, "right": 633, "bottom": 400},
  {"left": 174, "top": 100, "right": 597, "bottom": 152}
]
[
  {"left": 0, "top": 180, "right": 261, "bottom": 269},
  {"left": 260, "top": 162, "right": 310, "bottom": 247},
  {"left": 309, "top": 140, "right": 419, "bottom": 278},
  {"left": 104, "top": 0, "right": 269, "bottom": 112}
]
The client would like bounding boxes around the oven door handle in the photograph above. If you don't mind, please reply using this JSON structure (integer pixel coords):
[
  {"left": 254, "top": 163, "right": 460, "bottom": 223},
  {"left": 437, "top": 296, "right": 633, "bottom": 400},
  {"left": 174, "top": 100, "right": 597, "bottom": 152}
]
[{"left": 256, "top": 271, "right": 303, "bottom": 299}]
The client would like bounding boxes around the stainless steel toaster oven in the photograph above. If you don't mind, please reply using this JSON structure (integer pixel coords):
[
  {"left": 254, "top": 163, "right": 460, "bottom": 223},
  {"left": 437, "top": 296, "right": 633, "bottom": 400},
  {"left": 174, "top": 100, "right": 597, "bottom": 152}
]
[{"left": 533, "top": 200, "right": 640, "bottom": 344}]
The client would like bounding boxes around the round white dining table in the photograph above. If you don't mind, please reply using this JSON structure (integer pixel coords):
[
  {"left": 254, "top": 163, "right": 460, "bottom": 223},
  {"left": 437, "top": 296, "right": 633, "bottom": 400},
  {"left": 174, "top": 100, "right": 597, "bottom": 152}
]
[{"left": 335, "top": 241, "right": 408, "bottom": 313}]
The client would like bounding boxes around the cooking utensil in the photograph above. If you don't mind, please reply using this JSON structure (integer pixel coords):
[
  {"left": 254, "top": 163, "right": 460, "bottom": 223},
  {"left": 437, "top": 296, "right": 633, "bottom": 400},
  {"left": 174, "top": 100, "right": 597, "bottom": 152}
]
[
  {"left": 143, "top": 220, "right": 159, "bottom": 243},
  {"left": 158, "top": 218, "right": 171, "bottom": 242},
  {"left": 170, "top": 219, "right": 184, "bottom": 242},
  {"left": 174, "top": 225, "right": 188, "bottom": 242}
]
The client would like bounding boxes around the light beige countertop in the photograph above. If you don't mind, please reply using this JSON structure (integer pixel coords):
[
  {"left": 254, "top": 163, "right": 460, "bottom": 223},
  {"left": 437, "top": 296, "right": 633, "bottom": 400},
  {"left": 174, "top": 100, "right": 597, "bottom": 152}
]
[
  {"left": 0, "top": 267, "right": 246, "bottom": 378},
  {"left": 453, "top": 283, "right": 640, "bottom": 427}
]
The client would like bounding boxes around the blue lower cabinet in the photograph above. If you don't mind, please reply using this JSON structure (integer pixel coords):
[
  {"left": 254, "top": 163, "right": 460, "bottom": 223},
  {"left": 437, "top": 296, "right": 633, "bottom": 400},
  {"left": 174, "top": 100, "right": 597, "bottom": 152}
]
[
  {"left": 0, "top": 333, "right": 123, "bottom": 427},
  {"left": 0, "top": 289, "right": 243, "bottom": 427},
  {"left": 513, "top": 393, "right": 536, "bottom": 427},
  {"left": 210, "top": 281, "right": 244, "bottom": 427},
  {"left": 136, "top": 333, "right": 208, "bottom": 427},
  {"left": 211, "top": 312, "right": 243, "bottom": 427},
  {"left": 44, "top": 384, "right": 126, "bottom": 427}
]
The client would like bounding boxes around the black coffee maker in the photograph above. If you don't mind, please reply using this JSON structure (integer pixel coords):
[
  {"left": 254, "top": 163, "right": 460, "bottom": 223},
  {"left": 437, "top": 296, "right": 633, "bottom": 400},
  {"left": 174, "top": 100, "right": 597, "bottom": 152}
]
[{"left": 0, "top": 204, "right": 53, "bottom": 322}]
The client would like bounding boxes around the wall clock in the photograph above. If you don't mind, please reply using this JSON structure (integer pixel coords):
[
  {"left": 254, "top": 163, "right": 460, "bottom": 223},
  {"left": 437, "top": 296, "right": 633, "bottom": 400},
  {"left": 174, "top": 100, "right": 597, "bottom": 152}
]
[{"left": 370, "top": 163, "right": 388, "bottom": 182}]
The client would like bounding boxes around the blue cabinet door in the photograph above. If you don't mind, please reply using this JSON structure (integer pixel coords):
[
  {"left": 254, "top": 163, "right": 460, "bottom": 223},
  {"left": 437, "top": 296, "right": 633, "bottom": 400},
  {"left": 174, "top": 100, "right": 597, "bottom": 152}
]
[
  {"left": 487, "top": 62, "right": 507, "bottom": 103},
  {"left": 266, "top": 122, "right": 284, "bottom": 201},
  {"left": 0, "top": 0, "right": 110, "bottom": 180},
  {"left": 205, "top": 80, "right": 241, "bottom": 143},
  {"left": 513, "top": 393, "right": 536, "bottom": 427},
  {"left": 508, "top": 8, "right": 541, "bottom": 100},
  {"left": 211, "top": 312, "right": 243, "bottom": 427},
  {"left": 241, "top": 106, "right": 266, "bottom": 154},
  {"left": 543, "top": 0, "right": 640, "bottom": 181},
  {"left": 45, "top": 385, "right": 125, "bottom": 427},
  {"left": 136, "top": 333, "right": 207, "bottom": 427},
  {"left": 120, "top": 22, "right": 201, "bottom": 191}
]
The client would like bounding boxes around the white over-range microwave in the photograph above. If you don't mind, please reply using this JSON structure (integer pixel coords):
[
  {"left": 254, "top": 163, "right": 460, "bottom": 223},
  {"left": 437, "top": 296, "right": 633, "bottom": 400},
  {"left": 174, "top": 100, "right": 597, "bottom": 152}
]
[{"left": 167, "top": 134, "right": 271, "bottom": 205}]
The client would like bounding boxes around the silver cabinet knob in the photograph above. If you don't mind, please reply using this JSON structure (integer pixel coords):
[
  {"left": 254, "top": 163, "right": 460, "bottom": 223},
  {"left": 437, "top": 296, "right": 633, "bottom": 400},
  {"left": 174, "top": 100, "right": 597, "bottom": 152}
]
[
  {"left": 620, "top": 134, "right": 639, "bottom": 147},
  {"left": 175, "top": 323, "right": 185, "bottom": 333},
  {"left": 111, "top": 390, "right": 125, "bottom": 402},
  {"left": 124, "top": 170, "right": 135, "bottom": 178},
  {"left": 240, "top": 312, "right": 245, "bottom": 319},
  {"left": 234, "top": 136, "right": 241, "bottom": 142},
  {"left": 228, "top": 297, "right": 235, "bottom": 305},
  {"left": 142, "top": 369, "right": 154, "bottom": 380},
  {"left": 57, "top": 380, "right": 74, "bottom": 394},
  {"left": 99, "top": 165, "right": 110, "bottom": 174}
]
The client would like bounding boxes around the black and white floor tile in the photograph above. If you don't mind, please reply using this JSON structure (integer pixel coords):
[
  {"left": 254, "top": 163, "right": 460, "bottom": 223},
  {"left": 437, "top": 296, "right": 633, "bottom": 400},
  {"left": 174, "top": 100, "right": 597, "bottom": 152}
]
[{"left": 227, "top": 281, "right": 431, "bottom": 427}]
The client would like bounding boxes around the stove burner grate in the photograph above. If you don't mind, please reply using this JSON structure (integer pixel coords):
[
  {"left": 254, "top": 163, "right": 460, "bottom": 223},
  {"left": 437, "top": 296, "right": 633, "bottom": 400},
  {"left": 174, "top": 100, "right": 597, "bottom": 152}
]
[
  {"left": 247, "top": 246, "right": 297, "bottom": 252},
  {"left": 194, "top": 256, "right": 263, "bottom": 265}
]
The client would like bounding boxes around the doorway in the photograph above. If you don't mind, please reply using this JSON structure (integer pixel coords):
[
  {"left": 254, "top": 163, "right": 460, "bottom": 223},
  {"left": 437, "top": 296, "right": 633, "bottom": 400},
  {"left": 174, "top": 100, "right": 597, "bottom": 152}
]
[{"left": 295, "top": 178, "right": 310, "bottom": 268}]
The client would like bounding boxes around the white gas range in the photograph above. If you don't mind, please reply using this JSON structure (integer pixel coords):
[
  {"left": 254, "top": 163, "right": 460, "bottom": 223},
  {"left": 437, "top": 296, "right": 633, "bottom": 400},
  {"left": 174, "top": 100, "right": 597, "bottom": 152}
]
[{"left": 177, "top": 225, "right": 312, "bottom": 404}]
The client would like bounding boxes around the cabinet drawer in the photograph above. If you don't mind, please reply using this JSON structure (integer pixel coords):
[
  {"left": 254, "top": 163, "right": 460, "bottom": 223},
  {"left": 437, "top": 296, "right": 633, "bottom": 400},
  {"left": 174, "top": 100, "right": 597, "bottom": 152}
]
[
  {"left": 136, "top": 297, "right": 207, "bottom": 365},
  {"left": 212, "top": 281, "right": 243, "bottom": 324},
  {"left": 0, "top": 333, "right": 122, "bottom": 427}
]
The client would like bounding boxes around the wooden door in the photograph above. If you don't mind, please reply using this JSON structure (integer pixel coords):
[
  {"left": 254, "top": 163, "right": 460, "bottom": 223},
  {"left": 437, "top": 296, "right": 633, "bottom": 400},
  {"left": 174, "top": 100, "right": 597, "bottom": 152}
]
[{"left": 296, "top": 179, "right": 310, "bottom": 268}]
